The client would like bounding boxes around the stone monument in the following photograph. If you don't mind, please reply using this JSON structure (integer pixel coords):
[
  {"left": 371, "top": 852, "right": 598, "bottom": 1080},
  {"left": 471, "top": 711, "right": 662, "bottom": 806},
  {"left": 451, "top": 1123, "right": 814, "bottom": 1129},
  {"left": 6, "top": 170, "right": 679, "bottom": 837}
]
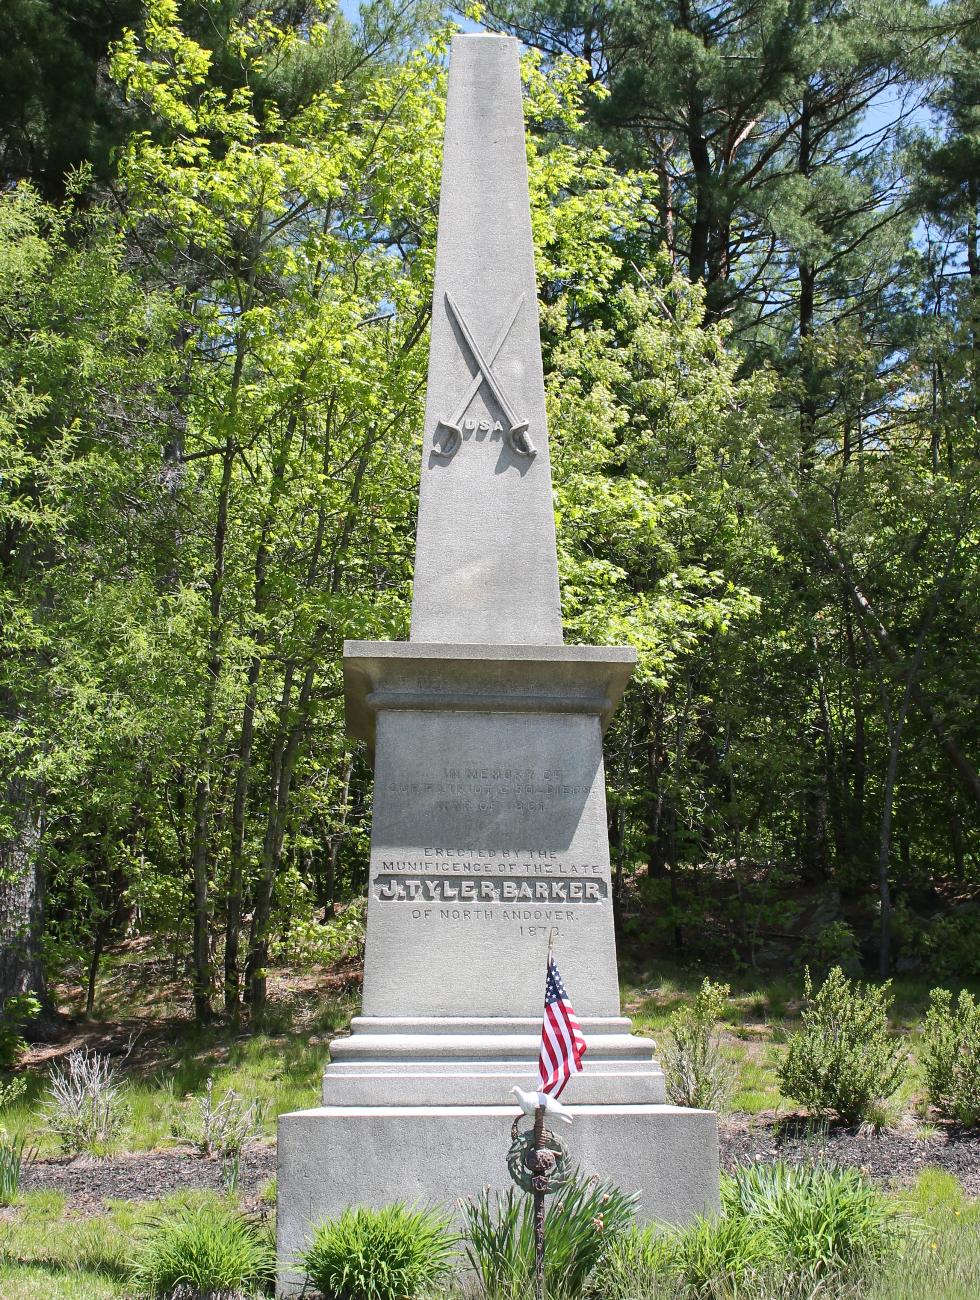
[{"left": 276, "top": 32, "right": 719, "bottom": 1294}]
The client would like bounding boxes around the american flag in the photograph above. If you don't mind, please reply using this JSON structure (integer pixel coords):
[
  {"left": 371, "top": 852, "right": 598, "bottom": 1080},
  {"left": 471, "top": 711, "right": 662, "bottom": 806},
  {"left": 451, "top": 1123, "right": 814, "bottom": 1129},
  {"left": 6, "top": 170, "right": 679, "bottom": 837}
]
[{"left": 537, "top": 956, "right": 587, "bottom": 1098}]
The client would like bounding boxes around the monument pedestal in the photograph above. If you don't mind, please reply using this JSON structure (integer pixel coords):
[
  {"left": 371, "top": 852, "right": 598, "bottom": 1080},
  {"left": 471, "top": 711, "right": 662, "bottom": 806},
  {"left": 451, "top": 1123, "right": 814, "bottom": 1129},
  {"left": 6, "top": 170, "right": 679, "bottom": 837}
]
[
  {"left": 275, "top": 641, "right": 720, "bottom": 1292},
  {"left": 277, "top": 1104, "right": 718, "bottom": 1295}
]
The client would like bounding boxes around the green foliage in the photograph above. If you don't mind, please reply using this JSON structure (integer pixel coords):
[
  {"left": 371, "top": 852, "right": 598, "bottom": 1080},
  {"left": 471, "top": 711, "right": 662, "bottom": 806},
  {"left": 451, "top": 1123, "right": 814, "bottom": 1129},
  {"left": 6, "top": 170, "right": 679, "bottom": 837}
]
[
  {"left": 801, "top": 922, "right": 863, "bottom": 980},
  {"left": 1, "top": 0, "right": 979, "bottom": 1027},
  {"left": 0, "top": 1129, "right": 33, "bottom": 1207},
  {"left": 724, "top": 1161, "right": 901, "bottom": 1272},
  {"left": 660, "top": 978, "right": 732, "bottom": 1110},
  {"left": 667, "top": 1212, "right": 775, "bottom": 1292},
  {"left": 913, "top": 909, "right": 980, "bottom": 980},
  {"left": 131, "top": 1200, "right": 276, "bottom": 1297},
  {"left": 587, "top": 1221, "right": 675, "bottom": 1297},
  {"left": 0, "top": 1073, "right": 27, "bottom": 1113},
  {"left": 269, "top": 898, "right": 367, "bottom": 971},
  {"left": 300, "top": 1203, "right": 456, "bottom": 1300},
  {"left": 778, "top": 969, "right": 908, "bottom": 1124},
  {"left": 0, "top": 995, "right": 40, "bottom": 1070},
  {"left": 463, "top": 1173, "right": 638, "bottom": 1298},
  {"left": 593, "top": 1161, "right": 901, "bottom": 1298},
  {"left": 923, "top": 987, "right": 980, "bottom": 1126}
]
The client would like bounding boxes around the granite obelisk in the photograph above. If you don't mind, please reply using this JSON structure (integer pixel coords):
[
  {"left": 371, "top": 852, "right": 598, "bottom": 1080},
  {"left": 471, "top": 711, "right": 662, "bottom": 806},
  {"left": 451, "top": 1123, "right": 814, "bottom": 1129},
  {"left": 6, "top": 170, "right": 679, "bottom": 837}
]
[{"left": 276, "top": 35, "right": 719, "bottom": 1295}]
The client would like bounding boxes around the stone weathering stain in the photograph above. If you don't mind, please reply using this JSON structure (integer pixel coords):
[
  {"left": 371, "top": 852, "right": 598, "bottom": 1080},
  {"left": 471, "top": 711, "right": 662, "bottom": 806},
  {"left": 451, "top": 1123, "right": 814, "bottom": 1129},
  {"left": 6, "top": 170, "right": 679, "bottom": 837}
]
[{"left": 275, "top": 35, "right": 719, "bottom": 1294}]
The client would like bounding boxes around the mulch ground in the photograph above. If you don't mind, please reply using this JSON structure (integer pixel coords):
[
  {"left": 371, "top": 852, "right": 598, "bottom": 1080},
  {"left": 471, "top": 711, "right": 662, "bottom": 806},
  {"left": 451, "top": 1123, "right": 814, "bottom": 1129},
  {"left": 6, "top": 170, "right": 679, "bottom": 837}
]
[
  {"left": 720, "top": 1114, "right": 980, "bottom": 1195},
  {"left": 14, "top": 1118, "right": 980, "bottom": 1214},
  {"left": 18, "top": 1141, "right": 277, "bottom": 1214}
]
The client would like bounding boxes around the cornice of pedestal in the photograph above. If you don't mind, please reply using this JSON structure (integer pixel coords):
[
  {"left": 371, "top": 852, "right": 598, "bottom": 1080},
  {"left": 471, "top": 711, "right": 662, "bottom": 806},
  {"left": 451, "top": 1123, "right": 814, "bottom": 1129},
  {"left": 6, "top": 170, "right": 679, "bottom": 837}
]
[{"left": 343, "top": 640, "right": 636, "bottom": 750}]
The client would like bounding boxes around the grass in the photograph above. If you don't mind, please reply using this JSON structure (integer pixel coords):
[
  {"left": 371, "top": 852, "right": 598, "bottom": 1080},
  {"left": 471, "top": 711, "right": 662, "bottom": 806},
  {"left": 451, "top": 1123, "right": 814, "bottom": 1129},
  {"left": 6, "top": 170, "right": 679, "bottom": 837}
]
[
  {"left": 0, "top": 1192, "right": 134, "bottom": 1298},
  {"left": 9, "top": 948, "right": 974, "bottom": 1160},
  {"left": 5, "top": 956, "right": 971, "bottom": 1168},
  {"left": 7, "top": 978, "right": 357, "bottom": 1157},
  {"left": 864, "top": 1169, "right": 980, "bottom": 1300},
  {"left": 627, "top": 966, "right": 796, "bottom": 1113},
  {"left": 121, "top": 1028, "right": 330, "bottom": 1150},
  {"left": 0, "top": 1190, "right": 270, "bottom": 1300}
]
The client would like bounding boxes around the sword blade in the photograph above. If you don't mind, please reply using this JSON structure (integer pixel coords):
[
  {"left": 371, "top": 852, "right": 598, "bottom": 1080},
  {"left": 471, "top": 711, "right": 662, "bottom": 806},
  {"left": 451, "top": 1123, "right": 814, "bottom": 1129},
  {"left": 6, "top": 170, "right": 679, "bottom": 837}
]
[
  {"left": 445, "top": 292, "right": 523, "bottom": 427},
  {"left": 444, "top": 293, "right": 525, "bottom": 427}
]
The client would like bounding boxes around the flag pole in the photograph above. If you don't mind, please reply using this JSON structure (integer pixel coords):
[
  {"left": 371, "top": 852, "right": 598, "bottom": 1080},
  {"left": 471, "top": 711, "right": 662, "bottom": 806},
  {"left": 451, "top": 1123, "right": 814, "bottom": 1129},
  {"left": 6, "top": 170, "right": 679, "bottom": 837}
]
[{"left": 534, "top": 930, "right": 558, "bottom": 1300}]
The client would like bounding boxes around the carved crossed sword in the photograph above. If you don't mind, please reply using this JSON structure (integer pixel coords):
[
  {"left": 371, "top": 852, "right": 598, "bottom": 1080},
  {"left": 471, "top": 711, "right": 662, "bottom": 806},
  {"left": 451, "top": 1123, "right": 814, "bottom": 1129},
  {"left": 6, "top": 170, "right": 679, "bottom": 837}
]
[{"left": 433, "top": 292, "right": 537, "bottom": 459}]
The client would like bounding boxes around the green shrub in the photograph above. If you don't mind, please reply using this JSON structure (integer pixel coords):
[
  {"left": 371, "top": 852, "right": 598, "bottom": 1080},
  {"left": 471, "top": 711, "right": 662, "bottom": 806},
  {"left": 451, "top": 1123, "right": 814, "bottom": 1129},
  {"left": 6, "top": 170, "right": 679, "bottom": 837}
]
[
  {"left": 463, "top": 1174, "right": 637, "bottom": 1298},
  {"left": 724, "top": 1161, "right": 901, "bottom": 1272},
  {"left": 778, "top": 968, "right": 907, "bottom": 1124},
  {"left": 0, "top": 1129, "right": 34, "bottom": 1206},
  {"left": 801, "top": 920, "right": 862, "bottom": 978},
  {"left": 914, "top": 905, "right": 980, "bottom": 980},
  {"left": 269, "top": 897, "right": 367, "bottom": 971},
  {"left": 661, "top": 978, "right": 731, "bottom": 1110},
  {"left": 301, "top": 1203, "right": 456, "bottom": 1300},
  {"left": 131, "top": 1201, "right": 276, "bottom": 1296},
  {"left": 0, "top": 1073, "right": 27, "bottom": 1113},
  {"left": 923, "top": 987, "right": 980, "bottom": 1126},
  {"left": 0, "top": 994, "right": 40, "bottom": 1070}
]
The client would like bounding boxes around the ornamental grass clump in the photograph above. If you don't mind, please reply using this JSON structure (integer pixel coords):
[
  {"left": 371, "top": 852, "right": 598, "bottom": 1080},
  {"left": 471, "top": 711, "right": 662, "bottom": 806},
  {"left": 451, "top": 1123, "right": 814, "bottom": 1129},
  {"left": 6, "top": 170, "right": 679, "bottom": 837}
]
[
  {"left": 923, "top": 987, "right": 980, "bottom": 1126},
  {"left": 0, "top": 1129, "right": 33, "bottom": 1206},
  {"left": 463, "top": 1173, "right": 637, "bottom": 1298},
  {"left": 592, "top": 1216, "right": 770, "bottom": 1300},
  {"left": 131, "top": 1201, "right": 276, "bottom": 1297},
  {"left": 724, "top": 1160, "right": 902, "bottom": 1272},
  {"left": 45, "top": 1047, "right": 128, "bottom": 1155},
  {"left": 660, "top": 978, "right": 732, "bottom": 1110},
  {"left": 592, "top": 1162, "right": 903, "bottom": 1298},
  {"left": 300, "top": 1203, "right": 457, "bottom": 1300},
  {"left": 665, "top": 1212, "right": 774, "bottom": 1292},
  {"left": 778, "top": 967, "right": 907, "bottom": 1125}
]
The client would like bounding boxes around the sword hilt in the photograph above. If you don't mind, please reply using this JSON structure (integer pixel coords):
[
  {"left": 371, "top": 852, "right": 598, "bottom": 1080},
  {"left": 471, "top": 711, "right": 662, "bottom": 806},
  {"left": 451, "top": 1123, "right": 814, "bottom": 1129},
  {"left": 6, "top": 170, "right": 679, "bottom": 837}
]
[
  {"left": 432, "top": 419, "right": 462, "bottom": 458},
  {"left": 508, "top": 422, "right": 536, "bottom": 458}
]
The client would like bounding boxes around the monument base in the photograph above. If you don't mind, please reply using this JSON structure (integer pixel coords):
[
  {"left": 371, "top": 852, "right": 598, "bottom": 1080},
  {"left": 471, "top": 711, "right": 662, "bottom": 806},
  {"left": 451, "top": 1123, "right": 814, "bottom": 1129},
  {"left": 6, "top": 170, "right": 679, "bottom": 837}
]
[
  {"left": 275, "top": 1102, "right": 720, "bottom": 1296},
  {"left": 323, "top": 1015, "right": 666, "bottom": 1105}
]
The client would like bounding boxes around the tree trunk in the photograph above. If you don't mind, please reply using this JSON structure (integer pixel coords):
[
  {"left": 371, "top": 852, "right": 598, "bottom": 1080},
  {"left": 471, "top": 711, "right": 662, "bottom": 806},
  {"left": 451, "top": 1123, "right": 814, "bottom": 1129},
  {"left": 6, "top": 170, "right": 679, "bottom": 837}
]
[
  {"left": 224, "top": 411, "right": 298, "bottom": 1014},
  {"left": 950, "top": 813, "right": 965, "bottom": 880},
  {"left": 85, "top": 924, "right": 105, "bottom": 1019},
  {"left": 189, "top": 433, "right": 235, "bottom": 1024},
  {"left": 246, "top": 664, "right": 315, "bottom": 1016},
  {"left": 0, "top": 778, "right": 50, "bottom": 1021},
  {"left": 870, "top": 550, "right": 957, "bottom": 975}
]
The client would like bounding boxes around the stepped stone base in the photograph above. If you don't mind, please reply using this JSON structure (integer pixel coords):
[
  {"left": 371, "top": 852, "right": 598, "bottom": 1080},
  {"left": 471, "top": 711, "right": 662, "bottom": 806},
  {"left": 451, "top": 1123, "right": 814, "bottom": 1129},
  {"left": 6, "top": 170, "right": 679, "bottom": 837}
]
[
  {"left": 323, "top": 1015, "right": 666, "bottom": 1105},
  {"left": 275, "top": 1102, "right": 720, "bottom": 1296}
]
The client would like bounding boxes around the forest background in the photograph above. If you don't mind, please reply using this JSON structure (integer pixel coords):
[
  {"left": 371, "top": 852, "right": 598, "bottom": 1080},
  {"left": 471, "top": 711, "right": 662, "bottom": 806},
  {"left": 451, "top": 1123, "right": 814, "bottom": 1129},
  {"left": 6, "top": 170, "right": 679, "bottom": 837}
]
[{"left": 0, "top": 0, "right": 977, "bottom": 1030}]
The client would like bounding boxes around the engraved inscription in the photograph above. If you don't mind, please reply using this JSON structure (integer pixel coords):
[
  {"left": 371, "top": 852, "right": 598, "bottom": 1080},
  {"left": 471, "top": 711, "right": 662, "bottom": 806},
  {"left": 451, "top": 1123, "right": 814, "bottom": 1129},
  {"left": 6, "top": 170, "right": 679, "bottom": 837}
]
[
  {"left": 433, "top": 293, "right": 536, "bottom": 459},
  {"left": 371, "top": 751, "right": 609, "bottom": 934},
  {"left": 373, "top": 874, "right": 606, "bottom": 903},
  {"left": 378, "top": 765, "right": 588, "bottom": 818},
  {"left": 379, "top": 852, "right": 600, "bottom": 876}
]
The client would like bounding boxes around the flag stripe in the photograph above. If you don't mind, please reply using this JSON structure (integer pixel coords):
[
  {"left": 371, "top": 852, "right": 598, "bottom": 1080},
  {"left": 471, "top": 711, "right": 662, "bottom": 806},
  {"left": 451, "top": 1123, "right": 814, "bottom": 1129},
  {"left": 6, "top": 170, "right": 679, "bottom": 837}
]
[{"left": 541, "top": 1021, "right": 560, "bottom": 1075}]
